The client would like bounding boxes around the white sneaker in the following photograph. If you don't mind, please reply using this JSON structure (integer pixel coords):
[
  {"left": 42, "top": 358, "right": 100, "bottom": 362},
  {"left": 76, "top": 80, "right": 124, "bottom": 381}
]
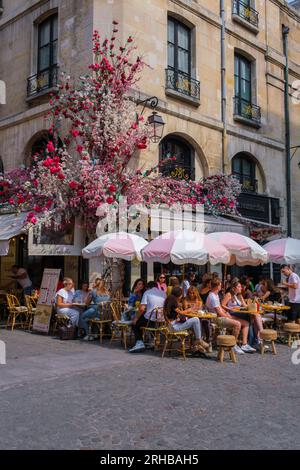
[
  {"left": 233, "top": 345, "right": 245, "bottom": 355},
  {"left": 82, "top": 335, "right": 90, "bottom": 341},
  {"left": 241, "top": 344, "right": 256, "bottom": 353},
  {"left": 129, "top": 340, "right": 145, "bottom": 353}
]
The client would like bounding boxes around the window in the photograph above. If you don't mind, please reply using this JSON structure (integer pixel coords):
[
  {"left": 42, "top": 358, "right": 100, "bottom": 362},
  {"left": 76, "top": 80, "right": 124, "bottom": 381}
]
[
  {"left": 38, "top": 14, "right": 58, "bottom": 75},
  {"left": 166, "top": 17, "right": 200, "bottom": 101},
  {"left": 235, "top": 54, "right": 252, "bottom": 104},
  {"left": 0, "top": 157, "right": 3, "bottom": 174},
  {"left": 160, "top": 136, "right": 195, "bottom": 180},
  {"left": 232, "top": 1, "right": 259, "bottom": 29},
  {"left": 232, "top": 153, "right": 257, "bottom": 193},
  {"left": 27, "top": 14, "right": 59, "bottom": 97},
  {"left": 234, "top": 53, "right": 261, "bottom": 125}
]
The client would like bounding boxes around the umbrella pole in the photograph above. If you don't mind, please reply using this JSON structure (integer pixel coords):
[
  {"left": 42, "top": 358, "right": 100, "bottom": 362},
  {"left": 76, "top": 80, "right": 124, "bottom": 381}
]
[{"left": 223, "top": 264, "right": 227, "bottom": 289}]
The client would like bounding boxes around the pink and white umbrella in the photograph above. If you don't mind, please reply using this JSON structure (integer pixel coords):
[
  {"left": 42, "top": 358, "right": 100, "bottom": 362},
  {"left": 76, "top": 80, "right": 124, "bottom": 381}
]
[
  {"left": 142, "top": 230, "right": 230, "bottom": 265},
  {"left": 82, "top": 232, "right": 148, "bottom": 261},
  {"left": 207, "top": 232, "right": 268, "bottom": 266},
  {"left": 263, "top": 238, "right": 300, "bottom": 264}
]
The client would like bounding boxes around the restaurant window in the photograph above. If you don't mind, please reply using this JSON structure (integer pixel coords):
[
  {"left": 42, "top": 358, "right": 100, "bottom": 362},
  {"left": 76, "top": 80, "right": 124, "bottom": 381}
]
[
  {"left": 160, "top": 135, "right": 195, "bottom": 180},
  {"left": 233, "top": 53, "right": 261, "bottom": 125},
  {"left": 232, "top": 153, "right": 257, "bottom": 193}
]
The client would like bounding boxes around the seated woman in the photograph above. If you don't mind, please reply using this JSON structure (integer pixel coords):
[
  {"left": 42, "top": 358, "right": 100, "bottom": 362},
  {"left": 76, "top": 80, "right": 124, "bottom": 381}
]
[
  {"left": 73, "top": 281, "right": 91, "bottom": 305},
  {"left": 166, "top": 276, "right": 180, "bottom": 296},
  {"left": 56, "top": 278, "right": 79, "bottom": 327},
  {"left": 206, "top": 279, "right": 252, "bottom": 355},
  {"left": 260, "top": 279, "right": 282, "bottom": 303},
  {"left": 128, "top": 279, "right": 145, "bottom": 307},
  {"left": 222, "top": 280, "right": 257, "bottom": 352},
  {"left": 199, "top": 278, "right": 212, "bottom": 305},
  {"left": 183, "top": 286, "right": 203, "bottom": 311},
  {"left": 164, "top": 287, "right": 209, "bottom": 353},
  {"left": 80, "top": 278, "right": 110, "bottom": 340}
]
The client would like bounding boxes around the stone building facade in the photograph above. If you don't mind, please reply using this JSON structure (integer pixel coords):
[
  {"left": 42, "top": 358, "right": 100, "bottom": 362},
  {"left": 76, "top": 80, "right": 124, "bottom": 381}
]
[{"left": 0, "top": 0, "right": 300, "bottom": 284}]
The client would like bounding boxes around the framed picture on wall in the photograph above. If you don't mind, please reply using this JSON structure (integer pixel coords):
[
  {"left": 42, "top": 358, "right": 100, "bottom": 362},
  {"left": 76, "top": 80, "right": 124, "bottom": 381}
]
[{"left": 28, "top": 218, "right": 85, "bottom": 256}]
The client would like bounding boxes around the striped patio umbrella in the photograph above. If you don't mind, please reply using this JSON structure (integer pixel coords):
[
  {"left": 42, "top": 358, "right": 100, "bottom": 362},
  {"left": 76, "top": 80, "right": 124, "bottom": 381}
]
[
  {"left": 263, "top": 238, "right": 300, "bottom": 264},
  {"left": 141, "top": 230, "right": 230, "bottom": 265},
  {"left": 207, "top": 232, "right": 268, "bottom": 266},
  {"left": 82, "top": 232, "right": 148, "bottom": 261}
]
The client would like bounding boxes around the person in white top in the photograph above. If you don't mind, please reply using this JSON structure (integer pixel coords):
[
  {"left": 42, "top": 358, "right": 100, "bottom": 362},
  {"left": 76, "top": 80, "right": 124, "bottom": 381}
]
[
  {"left": 222, "top": 281, "right": 258, "bottom": 352},
  {"left": 206, "top": 279, "right": 254, "bottom": 355},
  {"left": 55, "top": 277, "right": 79, "bottom": 327},
  {"left": 281, "top": 265, "right": 300, "bottom": 324},
  {"left": 129, "top": 281, "right": 166, "bottom": 353},
  {"left": 11, "top": 265, "right": 33, "bottom": 295}
]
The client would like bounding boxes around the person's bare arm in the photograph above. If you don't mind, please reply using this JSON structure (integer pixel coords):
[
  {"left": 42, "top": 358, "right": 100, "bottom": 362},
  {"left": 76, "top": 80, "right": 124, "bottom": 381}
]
[
  {"left": 215, "top": 305, "right": 230, "bottom": 318},
  {"left": 221, "top": 293, "right": 231, "bottom": 312},
  {"left": 283, "top": 281, "right": 298, "bottom": 289},
  {"left": 56, "top": 295, "right": 73, "bottom": 309},
  {"left": 132, "top": 304, "right": 146, "bottom": 325}
]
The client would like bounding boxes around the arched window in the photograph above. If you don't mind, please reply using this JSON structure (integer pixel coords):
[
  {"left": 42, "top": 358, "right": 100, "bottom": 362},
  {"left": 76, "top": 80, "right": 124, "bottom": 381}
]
[
  {"left": 160, "top": 136, "right": 195, "bottom": 180},
  {"left": 0, "top": 157, "right": 4, "bottom": 174},
  {"left": 232, "top": 153, "right": 257, "bottom": 193}
]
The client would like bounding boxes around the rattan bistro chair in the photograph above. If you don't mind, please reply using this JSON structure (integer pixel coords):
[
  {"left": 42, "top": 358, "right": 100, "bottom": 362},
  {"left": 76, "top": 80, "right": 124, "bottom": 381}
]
[
  {"left": 24, "top": 295, "right": 37, "bottom": 330},
  {"left": 6, "top": 294, "right": 28, "bottom": 331},
  {"left": 110, "top": 301, "right": 133, "bottom": 349},
  {"left": 141, "top": 307, "right": 166, "bottom": 351},
  {"left": 161, "top": 321, "right": 191, "bottom": 360},
  {"left": 90, "top": 301, "right": 113, "bottom": 344}
]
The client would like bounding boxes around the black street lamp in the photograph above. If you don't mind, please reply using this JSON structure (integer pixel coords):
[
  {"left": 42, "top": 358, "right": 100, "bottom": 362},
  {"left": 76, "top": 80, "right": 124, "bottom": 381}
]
[{"left": 136, "top": 96, "right": 165, "bottom": 143}]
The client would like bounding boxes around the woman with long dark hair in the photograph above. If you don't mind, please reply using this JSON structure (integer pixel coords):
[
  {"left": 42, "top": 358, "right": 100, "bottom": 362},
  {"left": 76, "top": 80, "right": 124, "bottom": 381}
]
[
  {"left": 128, "top": 279, "right": 146, "bottom": 307},
  {"left": 164, "top": 287, "right": 209, "bottom": 353}
]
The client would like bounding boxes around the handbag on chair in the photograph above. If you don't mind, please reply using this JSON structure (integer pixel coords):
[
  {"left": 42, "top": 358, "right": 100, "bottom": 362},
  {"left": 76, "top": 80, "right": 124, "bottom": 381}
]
[{"left": 58, "top": 321, "right": 77, "bottom": 340}]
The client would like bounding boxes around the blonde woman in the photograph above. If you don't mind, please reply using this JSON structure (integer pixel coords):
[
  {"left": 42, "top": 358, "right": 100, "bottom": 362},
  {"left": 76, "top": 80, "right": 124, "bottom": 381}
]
[
  {"left": 183, "top": 286, "right": 203, "bottom": 311},
  {"left": 80, "top": 278, "right": 110, "bottom": 339},
  {"left": 55, "top": 278, "right": 79, "bottom": 327}
]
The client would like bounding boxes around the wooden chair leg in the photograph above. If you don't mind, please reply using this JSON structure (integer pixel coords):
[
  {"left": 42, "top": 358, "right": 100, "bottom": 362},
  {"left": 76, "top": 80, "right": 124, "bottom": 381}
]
[
  {"left": 271, "top": 340, "right": 277, "bottom": 355},
  {"left": 182, "top": 338, "right": 186, "bottom": 360},
  {"left": 229, "top": 347, "right": 237, "bottom": 363},
  {"left": 260, "top": 342, "right": 265, "bottom": 355},
  {"left": 11, "top": 315, "right": 16, "bottom": 331},
  {"left": 99, "top": 325, "right": 103, "bottom": 344},
  {"left": 162, "top": 337, "right": 168, "bottom": 358},
  {"left": 218, "top": 347, "right": 224, "bottom": 363},
  {"left": 288, "top": 333, "right": 292, "bottom": 347},
  {"left": 123, "top": 329, "right": 127, "bottom": 350}
]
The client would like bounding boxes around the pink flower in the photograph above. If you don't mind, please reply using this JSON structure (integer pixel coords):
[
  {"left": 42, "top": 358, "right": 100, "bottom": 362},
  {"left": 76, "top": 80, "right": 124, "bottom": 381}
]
[
  {"left": 58, "top": 173, "right": 65, "bottom": 180},
  {"left": 106, "top": 196, "right": 114, "bottom": 204},
  {"left": 69, "top": 181, "right": 78, "bottom": 189},
  {"left": 72, "top": 129, "right": 80, "bottom": 138},
  {"left": 108, "top": 184, "right": 116, "bottom": 193},
  {"left": 47, "top": 141, "right": 55, "bottom": 152},
  {"left": 76, "top": 145, "right": 84, "bottom": 153}
]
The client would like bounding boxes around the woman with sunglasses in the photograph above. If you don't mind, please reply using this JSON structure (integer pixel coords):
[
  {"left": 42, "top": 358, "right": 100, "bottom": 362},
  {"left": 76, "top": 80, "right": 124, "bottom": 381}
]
[{"left": 156, "top": 274, "right": 167, "bottom": 293}]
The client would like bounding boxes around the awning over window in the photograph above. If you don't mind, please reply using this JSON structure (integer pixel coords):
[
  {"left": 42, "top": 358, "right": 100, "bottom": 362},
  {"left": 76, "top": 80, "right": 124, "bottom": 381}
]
[
  {"left": 0, "top": 212, "right": 28, "bottom": 256},
  {"left": 203, "top": 214, "right": 249, "bottom": 236}
]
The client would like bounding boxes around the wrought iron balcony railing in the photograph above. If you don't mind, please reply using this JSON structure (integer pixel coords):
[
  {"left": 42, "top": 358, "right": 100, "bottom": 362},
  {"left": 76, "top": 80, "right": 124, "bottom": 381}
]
[
  {"left": 233, "top": 173, "right": 258, "bottom": 193},
  {"left": 27, "top": 65, "right": 59, "bottom": 97},
  {"left": 232, "top": 0, "right": 259, "bottom": 28},
  {"left": 233, "top": 97, "right": 261, "bottom": 126},
  {"left": 165, "top": 68, "right": 200, "bottom": 101}
]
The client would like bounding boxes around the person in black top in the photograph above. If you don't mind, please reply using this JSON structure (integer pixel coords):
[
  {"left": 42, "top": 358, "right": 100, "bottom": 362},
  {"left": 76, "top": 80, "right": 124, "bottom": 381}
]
[{"left": 164, "top": 287, "right": 209, "bottom": 353}]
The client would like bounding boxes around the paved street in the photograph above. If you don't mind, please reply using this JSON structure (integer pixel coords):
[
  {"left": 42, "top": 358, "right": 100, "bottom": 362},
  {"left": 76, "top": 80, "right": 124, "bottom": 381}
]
[{"left": 0, "top": 329, "right": 299, "bottom": 450}]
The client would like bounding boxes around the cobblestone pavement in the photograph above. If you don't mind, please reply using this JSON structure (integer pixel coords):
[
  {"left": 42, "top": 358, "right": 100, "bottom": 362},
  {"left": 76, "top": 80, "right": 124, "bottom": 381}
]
[{"left": 0, "top": 329, "right": 299, "bottom": 450}]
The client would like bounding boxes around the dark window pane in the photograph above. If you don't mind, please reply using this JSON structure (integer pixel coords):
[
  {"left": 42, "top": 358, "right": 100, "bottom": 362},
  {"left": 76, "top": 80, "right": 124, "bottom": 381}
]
[
  {"left": 39, "top": 20, "right": 50, "bottom": 46},
  {"left": 178, "top": 24, "right": 189, "bottom": 50},
  {"left": 39, "top": 46, "right": 50, "bottom": 71},
  {"left": 53, "top": 16, "right": 58, "bottom": 41},
  {"left": 168, "top": 43, "right": 174, "bottom": 68},
  {"left": 168, "top": 19, "right": 175, "bottom": 43}
]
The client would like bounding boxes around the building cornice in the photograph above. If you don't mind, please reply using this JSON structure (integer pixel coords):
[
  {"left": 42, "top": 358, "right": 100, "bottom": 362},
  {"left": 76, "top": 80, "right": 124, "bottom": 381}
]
[
  {"left": 0, "top": 103, "right": 50, "bottom": 130},
  {"left": 0, "top": 0, "right": 50, "bottom": 30},
  {"left": 271, "top": 0, "right": 300, "bottom": 23}
]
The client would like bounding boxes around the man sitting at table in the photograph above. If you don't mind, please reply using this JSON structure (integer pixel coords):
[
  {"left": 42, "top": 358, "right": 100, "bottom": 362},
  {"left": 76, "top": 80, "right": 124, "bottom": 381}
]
[
  {"left": 206, "top": 279, "right": 255, "bottom": 354},
  {"left": 129, "top": 281, "right": 166, "bottom": 353}
]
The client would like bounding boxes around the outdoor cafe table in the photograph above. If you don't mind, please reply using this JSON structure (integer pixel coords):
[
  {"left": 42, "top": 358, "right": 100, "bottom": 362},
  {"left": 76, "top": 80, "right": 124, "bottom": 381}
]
[
  {"left": 184, "top": 311, "right": 217, "bottom": 344},
  {"left": 260, "top": 304, "right": 290, "bottom": 329}
]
